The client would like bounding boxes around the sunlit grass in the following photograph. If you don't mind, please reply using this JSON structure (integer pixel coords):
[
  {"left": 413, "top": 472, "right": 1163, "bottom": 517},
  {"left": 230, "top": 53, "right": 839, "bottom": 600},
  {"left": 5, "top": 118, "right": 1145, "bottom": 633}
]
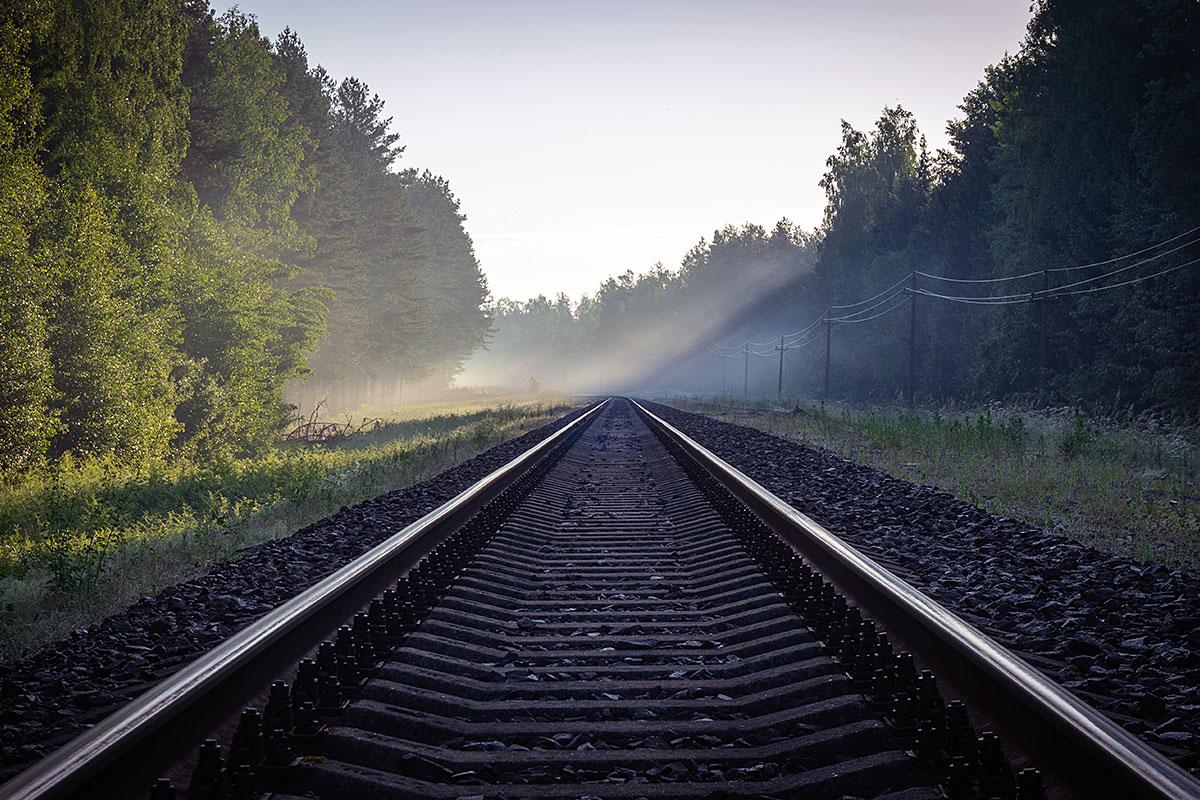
[
  {"left": 0, "top": 396, "right": 577, "bottom": 660},
  {"left": 666, "top": 396, "right": 1199, "bottom": 569},
  {"left": 352, "top": 390, "right": 572, "bottom": 423}
]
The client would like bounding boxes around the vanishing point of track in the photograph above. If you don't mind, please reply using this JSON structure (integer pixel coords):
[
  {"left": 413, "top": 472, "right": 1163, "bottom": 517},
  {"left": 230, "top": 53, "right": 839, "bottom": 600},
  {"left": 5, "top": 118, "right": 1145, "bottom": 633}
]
[{"left": 2, "top": 398, "right": 1198, "bottom": 799}]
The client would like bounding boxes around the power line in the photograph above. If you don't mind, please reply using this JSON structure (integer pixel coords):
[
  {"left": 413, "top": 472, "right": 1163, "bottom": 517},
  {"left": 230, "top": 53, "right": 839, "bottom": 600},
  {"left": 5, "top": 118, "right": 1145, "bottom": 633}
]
[
  {"left": 912, "top": 288, "right": 1030, "bottom": 306},
  {"left": 782, "top": 327, "right": 827, "bottom": 351},
  {"left": 780, "top": 315, "right": 827, "bottom": 344},
  {"left": 1048, "top": 223, "right": 1200, "bottom": 273},
  {"left": 915, "top": 268, "right": 1044, "bottom": 285},
  {"left": 829, "top": 274, "right": 911, "bottom": 310},
  {"left": 1047, "top": 255, "right": 1200, "bottom": 297},
  {"left": 1041, "top": 235, "right": 1200, "bottom": 293},
  {"left": 831, "top": 293, "right": 911, "bottom": 323},
  {"left": 915, "top": 223, "right": 1200, "bottom": 284},
  {"left": 705, "top": 344, "right": 743, "bottom": 359},
  {"left": 829, "top": 289, "right": 907, "bottom": 320},
  {"left": 913, "top": 240, "right": 1200, "bottom": 305},
  {"left": 910, "top": 234, "right": 1200, "bottom": 303},
  {"left": 648, "top": 225, "right": 1198, "bottom": 367},
  {"left": 705, "top": 342, "right": 774, "bottom": 358}
]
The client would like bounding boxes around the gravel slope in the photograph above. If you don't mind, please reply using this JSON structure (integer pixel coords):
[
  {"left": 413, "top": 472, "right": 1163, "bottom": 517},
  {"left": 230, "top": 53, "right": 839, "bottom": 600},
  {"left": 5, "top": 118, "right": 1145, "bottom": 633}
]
[
  {"left": 0, "top": 407, "right": 587, "bottom": 782},
  {"left": 644, "top": 400, "right": 1200, "bottom": 774}
]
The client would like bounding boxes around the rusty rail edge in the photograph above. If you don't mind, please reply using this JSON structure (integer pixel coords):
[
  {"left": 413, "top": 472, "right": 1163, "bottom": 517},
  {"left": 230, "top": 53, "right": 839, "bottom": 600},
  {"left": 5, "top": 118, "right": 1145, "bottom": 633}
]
[
  {"left": 0, "top": 400, "right": 608, "bottom": 800},
  {"left": 631, "top": 398, "right": 1200, "bottom": 800}
]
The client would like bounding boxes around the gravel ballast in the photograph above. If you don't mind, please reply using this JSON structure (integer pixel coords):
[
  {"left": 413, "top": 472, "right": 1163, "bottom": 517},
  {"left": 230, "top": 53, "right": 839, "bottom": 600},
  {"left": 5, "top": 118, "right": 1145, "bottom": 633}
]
[
  {"left": 0, "top": 406, "right": 588, "bottom": 782},
  {"left": 644, "top": 400, "right": 1200, "bottom": 774},
  {"left": 4, "top": 398, "right": 1197, "bottom": 785}
]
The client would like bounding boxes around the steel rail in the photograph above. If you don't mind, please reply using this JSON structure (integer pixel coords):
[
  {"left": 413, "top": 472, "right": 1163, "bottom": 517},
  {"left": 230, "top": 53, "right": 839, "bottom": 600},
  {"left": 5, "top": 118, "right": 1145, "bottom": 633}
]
[
  {"left": 0, "top": 400, "right": 607, "bottom": 800},
  {"left": 630, "top": 398, "right": 1200, "bottom": 800}
]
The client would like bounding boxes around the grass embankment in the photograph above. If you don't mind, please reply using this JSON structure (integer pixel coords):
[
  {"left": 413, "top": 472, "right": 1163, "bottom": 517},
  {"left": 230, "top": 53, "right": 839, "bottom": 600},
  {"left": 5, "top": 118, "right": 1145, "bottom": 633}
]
[
  {"left": 668, "top": 397, "right": 1199, "bottom": 569},
  {"left": 0, "top": 395, "right": 576, "bottom": 660}
]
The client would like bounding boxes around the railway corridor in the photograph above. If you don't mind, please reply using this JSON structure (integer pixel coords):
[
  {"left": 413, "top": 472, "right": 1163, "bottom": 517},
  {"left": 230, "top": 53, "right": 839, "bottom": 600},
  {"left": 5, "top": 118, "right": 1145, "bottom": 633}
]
[{"left": 306, "top": 401, "right": 937, "bottom": 799}]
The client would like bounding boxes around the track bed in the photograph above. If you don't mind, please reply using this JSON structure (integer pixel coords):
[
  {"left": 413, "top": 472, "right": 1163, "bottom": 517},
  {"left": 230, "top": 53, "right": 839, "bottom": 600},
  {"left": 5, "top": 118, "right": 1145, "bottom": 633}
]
[
  {"left": 6, "top": 399, "right": 1197, "bottom": 800},
  {"left": 304, "top": 402, "right": 936, "bottom": 798}
]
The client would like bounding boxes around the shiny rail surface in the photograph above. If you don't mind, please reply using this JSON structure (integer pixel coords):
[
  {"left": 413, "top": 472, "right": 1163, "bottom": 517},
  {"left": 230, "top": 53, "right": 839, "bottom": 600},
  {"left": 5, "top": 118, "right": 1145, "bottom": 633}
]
[
  {"left": 300, "top": 397, "right": 938, "bottom": 799},
  {"left": 1, "top": 397, "right": 1197, "bottom": 800},
  {"left": 630, "top": 399, "right": 1200, "bottom": 800},
  {"left": 0, "top": 401, "right": 607, "bottom": 800}
]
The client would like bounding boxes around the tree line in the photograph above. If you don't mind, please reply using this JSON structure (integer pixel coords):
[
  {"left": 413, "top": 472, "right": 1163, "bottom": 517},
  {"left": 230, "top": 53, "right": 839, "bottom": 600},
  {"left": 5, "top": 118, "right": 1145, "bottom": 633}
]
[
  {"left": 467, "top": 222, "right": 814, "bottom": 393},
  {"left": 0, "top": 0, "right": 489, "bottom": 473},
  {"left": 474, "top": 0, "right": 1199, "bottom": 417}
]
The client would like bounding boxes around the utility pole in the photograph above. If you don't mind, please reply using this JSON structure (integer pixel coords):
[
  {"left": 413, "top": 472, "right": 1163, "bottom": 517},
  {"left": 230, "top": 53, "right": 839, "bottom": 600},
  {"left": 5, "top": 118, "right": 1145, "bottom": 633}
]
[
  {"left": 776, "top": 335, "right": 785, "bottom": 398},
  {"left": 823, "top": 310, "right": 832, "bottom": 405},
  {"left": 743, "top": 342, "right": 749, "bottom": 399},
  {"left": 721, "top": 353, "right": 726, "bottom": 396},
  {"left": 907, "top": 271, "right": 917, "bottom": 411},
  {"left": 1037, "top": 269, "right": 1048, "bottom": 407}
]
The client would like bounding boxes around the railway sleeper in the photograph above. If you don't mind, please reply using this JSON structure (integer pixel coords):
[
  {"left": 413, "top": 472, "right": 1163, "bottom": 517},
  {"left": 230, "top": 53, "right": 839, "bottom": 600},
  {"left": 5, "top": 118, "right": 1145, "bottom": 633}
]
[{"left": 155, "top": 401, "right": 1039, "bottom": 800}]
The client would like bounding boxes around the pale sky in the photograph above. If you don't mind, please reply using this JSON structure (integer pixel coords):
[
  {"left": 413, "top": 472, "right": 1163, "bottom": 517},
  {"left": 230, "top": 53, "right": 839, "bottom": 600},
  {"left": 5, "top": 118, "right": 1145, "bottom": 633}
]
[{"left": 224, "top": 1, "right": 1033, "bottom": 300}]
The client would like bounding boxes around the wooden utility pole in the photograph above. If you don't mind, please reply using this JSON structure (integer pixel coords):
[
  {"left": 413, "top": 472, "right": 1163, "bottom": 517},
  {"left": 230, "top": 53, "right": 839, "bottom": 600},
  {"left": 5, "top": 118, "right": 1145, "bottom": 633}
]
[
  {"left": 776, "top": 335, "right": 785, "bottom": 398},
  {"left": 743, "top": 342, "right": 749, "bottom": 399},
  {"left": 823, "top": 311, "right": 832, "bottom": 405},
  {"left": 1038, "top": 269, "right": 1048, "bottom": 407},
  {"left": 907, "top": 271, "right": 917, "bottom": 410}
]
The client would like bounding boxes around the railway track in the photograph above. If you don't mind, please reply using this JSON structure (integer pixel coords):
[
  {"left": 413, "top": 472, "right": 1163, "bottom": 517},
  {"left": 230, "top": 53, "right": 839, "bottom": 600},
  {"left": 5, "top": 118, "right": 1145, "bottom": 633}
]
[{"left": 2, "top": 398, "right": 1198, "bottom": 800}]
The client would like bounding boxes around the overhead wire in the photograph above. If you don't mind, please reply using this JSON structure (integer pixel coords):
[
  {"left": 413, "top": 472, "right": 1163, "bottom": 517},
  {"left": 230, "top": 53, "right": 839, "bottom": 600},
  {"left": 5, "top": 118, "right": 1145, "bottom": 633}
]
[
  {"left": 705, "top": 344, "right": 744, "bottom": 359},
  {"left": 643, "top": 225, "right": 1197, "bottom": 365},
  {"left": 912, "top": 242, "right": 1200, "bottom": 305},
  {"left": 1046, "top": 255, "right": 1200, "bottom": 297},
  {"left": 1047, "top": 223, "right": 1200, "bottom": 273},
  {"left": 915, "top": 268, "right": 1044, "bottom": 284},
  {"left": 912, "top": 288, "right": 1031, "bottom": 305},
  {"left": 915, "top": 223, "right": 1200, "bottom": 284},
  {"left": 781, "top": 314, "right": 829, "bottom": 342},
  {"left": 830, "top": 293, "right": 912, "bottom": 323},
  {"left": 1038, "top": 235, "right": 1200, "bottom": 293},
  {"left": 913, "top": 252, "right": 1200, "bottom": 305},
  {"left": 911, "top": 233, "right": 1200, "bottom": 303},
  {"left": 829, "top": 289, "right": 908, "bottom": 320},
  {"left": 829, "top": 274, "right": 911, "bottom": 309},
  {"left": 782, "top": 327, "right": 827, "bottom": 351}
]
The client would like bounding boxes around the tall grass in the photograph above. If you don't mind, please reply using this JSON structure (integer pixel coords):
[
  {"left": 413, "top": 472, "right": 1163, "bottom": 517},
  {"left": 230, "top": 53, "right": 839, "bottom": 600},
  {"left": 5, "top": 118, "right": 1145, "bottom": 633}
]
[
  {"left": 668, "top": 396, "right": 1199, "bottom": 569},
  {"left": 0, "top": 399, "right": 574, "bottom": 660}
]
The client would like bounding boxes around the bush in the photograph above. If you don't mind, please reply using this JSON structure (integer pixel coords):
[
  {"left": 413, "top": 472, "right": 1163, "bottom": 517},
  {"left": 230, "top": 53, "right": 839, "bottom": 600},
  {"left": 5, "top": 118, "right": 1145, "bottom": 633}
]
[{"left": 1058, "top": 412, "right": 1099, "bottom": 460}]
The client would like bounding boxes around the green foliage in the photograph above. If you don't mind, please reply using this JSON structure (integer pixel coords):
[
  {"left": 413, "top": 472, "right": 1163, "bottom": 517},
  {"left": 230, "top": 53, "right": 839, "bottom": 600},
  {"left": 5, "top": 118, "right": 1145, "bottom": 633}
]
[
  {"left": 0, "top": 0, "right": 489, "bottom": 475},
  {"left": 0, "top": 402, "right": 572, "bottom": 584},
  {"left": 182, "top": 5, "right": 312, "bottom": 250},
  {"left": 41, "top": 185, "right": 179, "bottom": 461},
  {"left": 285, "top": 55, "right": 488, "bottom": 406},
  {"left": 0, "top": 399, "right": 573, "bottom": 659},
  {"left": 24, "top": 0, "right": 188, "bottom": 464},
  {"left": 0, "top": 1, "right": 55, "bottom": 471},
  {"left": 1058, "top": 412, "right": 1100, "bottom": 460}
]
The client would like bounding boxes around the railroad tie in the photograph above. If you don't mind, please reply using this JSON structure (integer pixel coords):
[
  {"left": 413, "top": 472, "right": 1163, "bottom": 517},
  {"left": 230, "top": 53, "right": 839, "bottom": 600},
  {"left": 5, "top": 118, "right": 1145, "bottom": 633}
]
[{"left": 304, "top": 401, "right": 940, "bottom": 799}]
